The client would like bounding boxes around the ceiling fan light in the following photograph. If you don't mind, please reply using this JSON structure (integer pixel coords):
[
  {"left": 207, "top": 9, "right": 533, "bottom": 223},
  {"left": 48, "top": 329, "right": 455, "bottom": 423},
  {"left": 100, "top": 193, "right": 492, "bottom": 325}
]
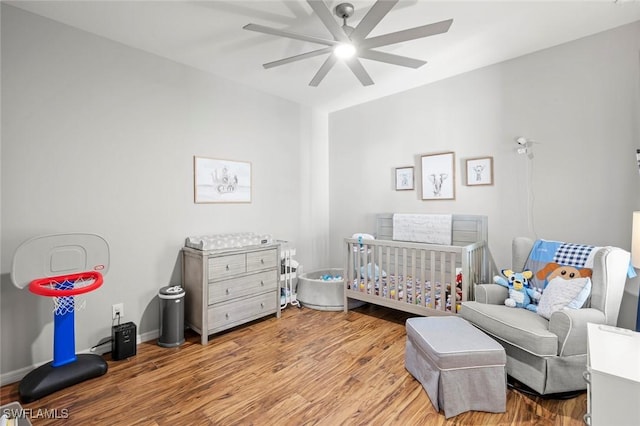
[{"left": 334, "top": 43, "right": 357, "bottom": 59}]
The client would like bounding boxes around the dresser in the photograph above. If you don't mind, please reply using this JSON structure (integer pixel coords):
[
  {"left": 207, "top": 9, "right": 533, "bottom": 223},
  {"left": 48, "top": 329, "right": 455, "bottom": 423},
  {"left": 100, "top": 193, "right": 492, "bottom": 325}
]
[
  {"left": 584, "top": 323, "right": 640, "bottom": 425},
  {"left": 182, "top": 244, "right": 280, "bottom": 345}
]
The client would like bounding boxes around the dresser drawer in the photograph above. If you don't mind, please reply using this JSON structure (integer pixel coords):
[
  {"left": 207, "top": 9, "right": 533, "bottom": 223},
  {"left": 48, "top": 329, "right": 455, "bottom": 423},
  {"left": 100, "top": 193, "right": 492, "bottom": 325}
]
[
  {"left": 246, "top": 248, "right": 278, "bottom": 272},
  {"left": 207, "top": 292, "right": 278, "bottom": 333},
  {"left": 208, "top": 270, "right": 278, "bottom": 304},
  {"left": 208, "top": 253, "right": 246, "bottom": 280}
]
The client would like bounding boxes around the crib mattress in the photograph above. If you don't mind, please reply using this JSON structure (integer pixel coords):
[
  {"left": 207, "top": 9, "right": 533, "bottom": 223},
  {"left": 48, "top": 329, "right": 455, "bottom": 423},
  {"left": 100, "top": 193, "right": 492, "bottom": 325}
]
[
  {"left": 348, "top": 273, "right": 463, "bottom": 312},
  {"left": 185, "top": 232, "right": 272, "bottom": 251}
]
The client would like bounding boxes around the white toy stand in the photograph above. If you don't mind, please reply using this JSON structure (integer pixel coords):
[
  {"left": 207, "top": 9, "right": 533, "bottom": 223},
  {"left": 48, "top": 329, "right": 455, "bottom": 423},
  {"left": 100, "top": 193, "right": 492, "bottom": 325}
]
[
  {"left": 11, "top": 233, "right": 110, "bottom": 403},
  {"left": 278, "top": 241, "right": 301, "bottom": 309}
]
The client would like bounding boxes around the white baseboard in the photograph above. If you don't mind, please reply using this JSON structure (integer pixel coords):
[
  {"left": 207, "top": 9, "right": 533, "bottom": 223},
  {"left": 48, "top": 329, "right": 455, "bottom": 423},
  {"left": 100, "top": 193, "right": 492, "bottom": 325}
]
[
  {"left": 0, "top": 365, "right": 35, "bottom": 387},
  {"left": 138, "top": 329, "right": 160, "bottom": 345},
  {"left": 0, "top": 329, "right": 160, "bottom": 386}
]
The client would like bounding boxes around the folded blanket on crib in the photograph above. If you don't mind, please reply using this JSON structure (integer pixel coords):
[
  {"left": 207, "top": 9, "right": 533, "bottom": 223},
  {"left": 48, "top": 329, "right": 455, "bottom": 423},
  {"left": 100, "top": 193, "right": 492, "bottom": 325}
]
[{"left": 392, "top": 214, "right": 452, "bottom": 245}]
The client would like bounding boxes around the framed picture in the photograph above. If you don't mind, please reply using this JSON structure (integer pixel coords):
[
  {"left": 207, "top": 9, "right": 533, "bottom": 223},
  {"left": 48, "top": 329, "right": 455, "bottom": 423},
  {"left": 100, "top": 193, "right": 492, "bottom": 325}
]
[
  {"left": 421, "top": 152, "right": 455, "bottom": 200},
  {"left": 466, "top": 156, "right": 494, "bottom": 186},
  {"left": 194, "top": 156, "right": 251, "bottom": 203},
  {"left": 395, "top": 166, "right": 414, "bottom": 191}
]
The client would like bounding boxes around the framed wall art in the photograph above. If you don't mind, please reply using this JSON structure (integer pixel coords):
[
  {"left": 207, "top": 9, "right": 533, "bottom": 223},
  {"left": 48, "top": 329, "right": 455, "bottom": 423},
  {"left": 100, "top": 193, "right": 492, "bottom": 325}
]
[
  {"left": 421, "top": 152, "right": 455, "bottom": 200},
  {"left": 395, "top": 166, "right": 414, "bottom": 191},
  {"left": 466, "top": 156, "right": 494, "bottom": 186},
  {"left": 194, "top": 156, "right": 251, "bottom": 203}
]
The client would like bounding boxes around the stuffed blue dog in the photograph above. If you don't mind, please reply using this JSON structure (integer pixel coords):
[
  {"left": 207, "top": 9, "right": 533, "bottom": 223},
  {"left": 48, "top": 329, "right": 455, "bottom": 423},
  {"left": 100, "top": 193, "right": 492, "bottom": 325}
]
[{"left": 494, "top": 269, "right": 541, "bottom": 312}]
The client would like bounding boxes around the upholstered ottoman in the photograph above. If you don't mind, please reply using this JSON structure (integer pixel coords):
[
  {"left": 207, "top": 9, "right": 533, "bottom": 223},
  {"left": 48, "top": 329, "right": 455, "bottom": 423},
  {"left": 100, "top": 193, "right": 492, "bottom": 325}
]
[{"left": 405, "top": 316, "right": 506, "bottom": 418}]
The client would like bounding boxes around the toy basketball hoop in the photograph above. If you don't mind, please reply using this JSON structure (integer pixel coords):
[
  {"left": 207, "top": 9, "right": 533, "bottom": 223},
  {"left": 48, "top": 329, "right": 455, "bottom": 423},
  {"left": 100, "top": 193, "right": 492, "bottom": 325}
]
[
  {"left": 11, "top": 233, "right": 110, "bottom": 403},
  {"left": 30, "top": 271, "right": 103, "bottom": 297},
  {"left": 30, "top": 271, "right": 103, "bottom": 316},
  {"left": 29, "top": 271, "right": 104, "bottom": 369}
]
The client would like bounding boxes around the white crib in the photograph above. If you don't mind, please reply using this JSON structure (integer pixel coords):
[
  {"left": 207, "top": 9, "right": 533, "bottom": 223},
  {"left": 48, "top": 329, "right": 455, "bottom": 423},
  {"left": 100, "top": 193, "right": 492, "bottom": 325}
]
[{"left": 344, "top": 214, "right": 496, "bottom": 317}]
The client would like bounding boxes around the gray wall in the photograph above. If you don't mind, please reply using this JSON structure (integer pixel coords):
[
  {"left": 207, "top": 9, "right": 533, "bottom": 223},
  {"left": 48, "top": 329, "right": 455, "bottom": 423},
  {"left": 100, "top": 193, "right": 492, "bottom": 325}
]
[
  {"left": 329, "top": 21, "right": 640, "bottom": 328},
  {"left": 0, "top": 5, "right": 330, "bottom": 379}
]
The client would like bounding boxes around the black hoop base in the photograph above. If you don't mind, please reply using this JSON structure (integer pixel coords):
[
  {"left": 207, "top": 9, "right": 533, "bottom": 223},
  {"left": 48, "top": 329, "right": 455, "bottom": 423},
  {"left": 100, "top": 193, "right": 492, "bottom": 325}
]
[{"left": 19, "top": 354, "right": 107, "bottom": 403}]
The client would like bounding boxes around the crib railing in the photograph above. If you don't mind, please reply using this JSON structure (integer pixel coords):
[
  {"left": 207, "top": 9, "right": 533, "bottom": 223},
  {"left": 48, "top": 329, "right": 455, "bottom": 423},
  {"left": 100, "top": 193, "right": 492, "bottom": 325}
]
[{"left": 343, "top": 237, "right": 494, "bottom": 316}]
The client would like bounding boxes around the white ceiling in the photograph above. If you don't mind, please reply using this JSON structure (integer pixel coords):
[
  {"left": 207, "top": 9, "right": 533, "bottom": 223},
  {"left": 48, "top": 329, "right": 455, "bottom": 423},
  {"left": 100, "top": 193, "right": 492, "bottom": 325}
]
[{"left": 7, "top": 0, "right": 640, "bottom": 112}]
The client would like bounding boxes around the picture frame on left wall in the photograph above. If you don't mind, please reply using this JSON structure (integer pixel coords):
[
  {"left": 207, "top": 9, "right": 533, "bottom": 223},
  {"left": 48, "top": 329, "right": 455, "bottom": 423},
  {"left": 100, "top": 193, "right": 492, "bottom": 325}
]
[{"left": 194, "top": 156, "right": 251, "bottom": 203}]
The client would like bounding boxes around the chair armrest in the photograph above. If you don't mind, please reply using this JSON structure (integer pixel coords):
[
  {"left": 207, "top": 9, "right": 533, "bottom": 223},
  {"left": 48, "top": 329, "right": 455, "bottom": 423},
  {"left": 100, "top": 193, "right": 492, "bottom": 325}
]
[
  {"left": 549, "top": 308, "right": 606, "bottom": 356},
  {"left": 474, "top": 284, "right": 508, "bottom": 305}
]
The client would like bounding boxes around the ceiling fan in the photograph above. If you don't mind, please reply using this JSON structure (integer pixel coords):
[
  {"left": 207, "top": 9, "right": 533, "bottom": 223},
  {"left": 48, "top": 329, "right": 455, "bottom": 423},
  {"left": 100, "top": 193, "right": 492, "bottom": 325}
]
[{"left": 243, "top": 0, "right": 453, "bottom": 87}]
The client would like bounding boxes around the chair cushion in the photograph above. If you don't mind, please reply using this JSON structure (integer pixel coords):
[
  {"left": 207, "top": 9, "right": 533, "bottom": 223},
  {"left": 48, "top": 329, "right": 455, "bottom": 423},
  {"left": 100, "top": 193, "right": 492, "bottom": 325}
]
[{"left": 460, "top": 302, "right": 558, "bottom": 357}]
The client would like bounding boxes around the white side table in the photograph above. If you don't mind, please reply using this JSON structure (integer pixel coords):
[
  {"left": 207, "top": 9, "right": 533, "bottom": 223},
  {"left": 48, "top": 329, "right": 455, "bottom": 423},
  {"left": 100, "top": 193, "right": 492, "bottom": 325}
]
[{"left": 585, "top": 323, "right": 640, "bottom": 425}]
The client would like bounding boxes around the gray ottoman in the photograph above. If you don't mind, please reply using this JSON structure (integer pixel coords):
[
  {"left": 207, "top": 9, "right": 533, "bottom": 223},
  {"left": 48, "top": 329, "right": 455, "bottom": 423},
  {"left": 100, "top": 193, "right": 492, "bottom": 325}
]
[{"left": 405, "top": 316, "right": 506, "bottom": 418}]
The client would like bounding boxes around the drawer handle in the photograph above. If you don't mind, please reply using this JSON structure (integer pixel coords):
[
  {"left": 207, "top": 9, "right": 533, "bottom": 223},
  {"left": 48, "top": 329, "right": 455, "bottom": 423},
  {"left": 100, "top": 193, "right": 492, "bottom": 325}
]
[
  {"left": 261, "top": 259, "right": 265, "bottom": 264},
  {"left": 225, "top": 313, "right": 229, "bottom": 319},
  {"left": 260, "top": 280, "right": 264, "bottom": 286},
  {"left": 260, "top": 302, "right": 265, "bottom": 308},
  {"left": 583, "top": 371, "right": 591, "bottom": 385},
  {"left": 226, "top": 288, "right": 230, "bottom": 295},
  {"left": 225, "top": 265, "right": 230, "bottom": 271}
]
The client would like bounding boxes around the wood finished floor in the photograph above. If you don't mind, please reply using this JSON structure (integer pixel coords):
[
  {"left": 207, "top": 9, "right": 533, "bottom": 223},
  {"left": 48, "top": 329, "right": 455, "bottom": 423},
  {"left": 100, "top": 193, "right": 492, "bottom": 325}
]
[{"left": 1, "top": 305, "right": 587, "bottom": 425}]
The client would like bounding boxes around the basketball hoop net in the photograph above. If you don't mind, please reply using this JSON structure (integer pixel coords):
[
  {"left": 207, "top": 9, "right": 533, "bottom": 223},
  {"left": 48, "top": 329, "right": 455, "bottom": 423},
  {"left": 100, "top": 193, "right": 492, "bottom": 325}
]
[{"left": 52, "top": 284, "right": 87, "bottom": 316}]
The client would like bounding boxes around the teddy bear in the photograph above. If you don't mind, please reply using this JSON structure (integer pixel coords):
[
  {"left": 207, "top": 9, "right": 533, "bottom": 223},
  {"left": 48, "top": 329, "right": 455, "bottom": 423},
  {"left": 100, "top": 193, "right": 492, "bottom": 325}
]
[
  {"left": 535, "top": 263, "right": 592, "bottom": 288},
  {"left": 494, "top": 269, "right": 541, "bottom": 312}
]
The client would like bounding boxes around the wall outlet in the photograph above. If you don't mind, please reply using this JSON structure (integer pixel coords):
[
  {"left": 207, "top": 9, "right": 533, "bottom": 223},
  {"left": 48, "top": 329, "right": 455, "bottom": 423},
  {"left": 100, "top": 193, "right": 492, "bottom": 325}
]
[{"left": 112, "top": 303, "right": 124, "bottom": 320}]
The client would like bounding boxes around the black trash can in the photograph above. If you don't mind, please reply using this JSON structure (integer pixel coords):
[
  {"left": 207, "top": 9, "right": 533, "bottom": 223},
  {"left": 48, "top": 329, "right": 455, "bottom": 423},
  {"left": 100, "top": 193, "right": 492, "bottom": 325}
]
[{"left": 158, "top": 285, "right": 185, "bottom": 347}]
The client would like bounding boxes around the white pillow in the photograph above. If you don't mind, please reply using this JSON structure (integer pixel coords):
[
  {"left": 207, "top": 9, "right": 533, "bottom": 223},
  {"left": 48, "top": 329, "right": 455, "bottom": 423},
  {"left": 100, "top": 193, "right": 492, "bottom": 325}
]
[{"left": 537, "top": 276, "right": 592, "bottom": 319}]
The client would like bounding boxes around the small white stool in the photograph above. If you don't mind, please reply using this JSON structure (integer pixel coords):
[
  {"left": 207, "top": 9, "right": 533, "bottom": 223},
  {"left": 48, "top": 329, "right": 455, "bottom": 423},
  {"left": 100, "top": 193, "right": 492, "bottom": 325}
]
[{"left": 405, "top": 316, "right": 507, "bottom": 418}]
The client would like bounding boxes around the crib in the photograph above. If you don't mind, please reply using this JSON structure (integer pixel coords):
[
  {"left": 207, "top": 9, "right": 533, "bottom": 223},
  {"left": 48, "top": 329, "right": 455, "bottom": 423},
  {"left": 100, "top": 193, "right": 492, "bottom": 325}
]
[{"left": 344, "top": 214, "right": 496, "bottom": 317}]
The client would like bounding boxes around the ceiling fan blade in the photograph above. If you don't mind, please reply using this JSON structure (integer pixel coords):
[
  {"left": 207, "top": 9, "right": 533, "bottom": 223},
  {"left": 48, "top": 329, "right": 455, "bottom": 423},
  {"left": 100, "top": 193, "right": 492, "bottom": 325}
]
[
  {"left": 358, "top": 50, "right": 426, "bottom": 69},
  {"left": 307, "top": 0, "right": 349, "bottom": 42},
  {"left": 345, "top": 57, "right": 374, "bottom": 86},
  {"left": 263, "top": 47, "right": 332, "bottom": 69},
  {"left": 244, "top": 23, "right": 336, "bottom": 46},
  {"left": 350, "top": 0, "right": 398, "bottom": 41},
  {"left": 360, "top": 19, "right": 453, "bottom": 49},
  {"left": 309, "top": 55, "right": 337, "bottom": 87}
]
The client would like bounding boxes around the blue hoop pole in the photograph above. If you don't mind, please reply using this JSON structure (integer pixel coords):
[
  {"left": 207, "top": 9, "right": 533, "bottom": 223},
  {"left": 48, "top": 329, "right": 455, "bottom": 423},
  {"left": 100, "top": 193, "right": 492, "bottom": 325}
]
[{"left": 52, "top": 280, "right": 77, "bottom": 367}]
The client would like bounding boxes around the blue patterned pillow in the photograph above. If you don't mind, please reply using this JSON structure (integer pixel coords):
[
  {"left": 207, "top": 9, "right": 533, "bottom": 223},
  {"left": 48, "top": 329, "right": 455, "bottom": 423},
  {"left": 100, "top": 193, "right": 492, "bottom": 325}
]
[{"left": 524, "top": 239, "right": 598, "bottom": 291}]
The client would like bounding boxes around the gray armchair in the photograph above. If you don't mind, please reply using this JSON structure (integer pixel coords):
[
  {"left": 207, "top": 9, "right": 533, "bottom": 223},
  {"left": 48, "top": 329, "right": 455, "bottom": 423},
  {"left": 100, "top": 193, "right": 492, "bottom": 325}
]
[{"left": 459, "top": 237, "right": 630, "bottom": 395}]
